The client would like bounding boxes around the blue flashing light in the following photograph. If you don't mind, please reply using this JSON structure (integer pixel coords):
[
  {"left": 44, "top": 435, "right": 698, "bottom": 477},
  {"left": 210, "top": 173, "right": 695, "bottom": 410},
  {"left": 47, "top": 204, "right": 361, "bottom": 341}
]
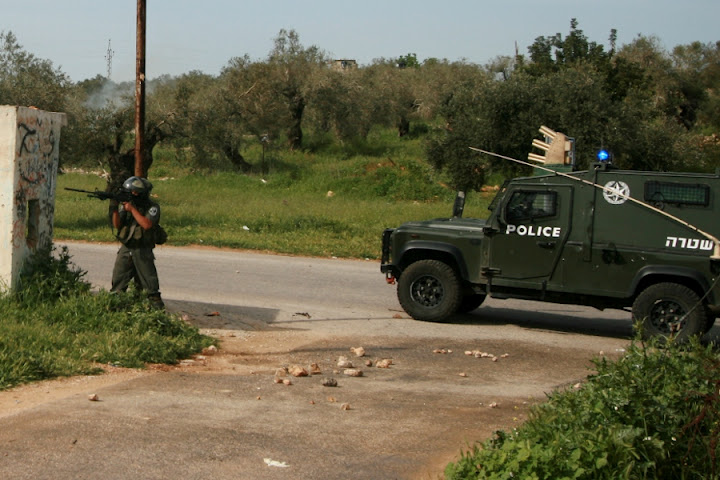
[{"left": 597, "top": 149, "right": 610, "bottom": 162}]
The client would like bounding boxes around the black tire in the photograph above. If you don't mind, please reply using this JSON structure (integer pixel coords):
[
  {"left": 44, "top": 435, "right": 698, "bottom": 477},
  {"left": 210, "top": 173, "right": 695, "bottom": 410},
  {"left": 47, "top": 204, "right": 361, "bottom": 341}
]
[
  {"left": 703, "top": 315, "right": 716, "bottom": 334},
  {"left": 457, "top": 293, "right": 486, "bottom": 313},
  {"left": 632, "top": 282, "right": 707, "bottom": 341},
  {"left": 397, "top": 260, "right": 461, "bottom": 322}
]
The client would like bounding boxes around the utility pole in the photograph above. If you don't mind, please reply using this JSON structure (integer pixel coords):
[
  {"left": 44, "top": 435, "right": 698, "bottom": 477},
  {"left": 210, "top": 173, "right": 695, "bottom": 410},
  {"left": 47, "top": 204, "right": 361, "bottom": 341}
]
[{"left": 134, "top": 0, "right": 146, "bottom": 177}]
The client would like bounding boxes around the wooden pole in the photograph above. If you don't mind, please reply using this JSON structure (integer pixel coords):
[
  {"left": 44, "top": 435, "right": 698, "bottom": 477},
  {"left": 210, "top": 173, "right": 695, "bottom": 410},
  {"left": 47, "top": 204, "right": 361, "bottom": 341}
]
[{"left": 134, "top": 0, "right": 146, "bottom": 177}]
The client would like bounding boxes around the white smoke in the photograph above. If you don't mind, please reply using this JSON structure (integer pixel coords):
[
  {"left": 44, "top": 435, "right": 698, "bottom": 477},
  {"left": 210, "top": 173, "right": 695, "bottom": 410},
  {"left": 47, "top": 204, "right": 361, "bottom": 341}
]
[{"left": 84, "top": 80, "right": 133, "bottom": 111}]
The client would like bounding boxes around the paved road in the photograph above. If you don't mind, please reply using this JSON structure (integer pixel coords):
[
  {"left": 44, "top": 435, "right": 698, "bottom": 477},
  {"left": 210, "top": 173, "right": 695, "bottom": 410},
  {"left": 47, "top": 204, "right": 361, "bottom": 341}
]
[
  {"left": 61, "top": 241, "right": 399, "bottom": 324},
  {"left": 60, "top": 241, "right": 638, "bottom": 341},
  {"left": 0, "top": 242, "right": 696, "bottom": 479}
]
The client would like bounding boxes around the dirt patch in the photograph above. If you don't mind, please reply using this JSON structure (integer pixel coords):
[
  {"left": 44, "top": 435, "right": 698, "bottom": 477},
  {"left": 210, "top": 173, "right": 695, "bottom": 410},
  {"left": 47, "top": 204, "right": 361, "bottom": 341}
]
[
  {"left": 0, "top": 366, "right": 153, "bottom": 420},
  {"left": 0, "top": 312, "right": 618, "bottom": 479}
]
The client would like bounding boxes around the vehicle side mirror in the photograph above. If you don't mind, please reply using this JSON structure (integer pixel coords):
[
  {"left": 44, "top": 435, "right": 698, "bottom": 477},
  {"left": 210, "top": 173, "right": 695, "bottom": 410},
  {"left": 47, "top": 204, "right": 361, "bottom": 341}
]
[{"left": 452, "top": 191, "right": 466, "bottom": 218}]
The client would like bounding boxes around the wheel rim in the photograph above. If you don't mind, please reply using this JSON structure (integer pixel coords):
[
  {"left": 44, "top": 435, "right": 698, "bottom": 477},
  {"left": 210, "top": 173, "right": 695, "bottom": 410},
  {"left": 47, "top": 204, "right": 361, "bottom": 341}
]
[
  {"left": 649, "top": 299, "right": 687, "bottom": 334},
  {"left": 410, "top": 274, "right": 444, "bottom": 308}
]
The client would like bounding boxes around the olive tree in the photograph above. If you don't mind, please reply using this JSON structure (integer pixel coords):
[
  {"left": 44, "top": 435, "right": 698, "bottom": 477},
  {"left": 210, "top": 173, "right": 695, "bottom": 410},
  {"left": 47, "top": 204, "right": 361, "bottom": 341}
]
[
  {"left": 265, "top": 29, "right": 328, "bottom": 150},
  {"left": 0, "top": 31, "right": 71, "bottom": 112},
  {"left": 426, "top": 19, "right": 713, "bottom": 190},
  {"left": 62, "top": 74, "right": 181, "bottom": 188},
  {"left": 304, "top": 67, "right": 377, "bottom": 142}
]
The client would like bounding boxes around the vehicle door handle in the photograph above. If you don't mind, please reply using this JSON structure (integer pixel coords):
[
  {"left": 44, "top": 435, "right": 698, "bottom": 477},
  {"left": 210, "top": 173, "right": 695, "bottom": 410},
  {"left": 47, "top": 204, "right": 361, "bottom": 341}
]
[{"left": 537, "top": 241, "right": 556, "bottom": 249}]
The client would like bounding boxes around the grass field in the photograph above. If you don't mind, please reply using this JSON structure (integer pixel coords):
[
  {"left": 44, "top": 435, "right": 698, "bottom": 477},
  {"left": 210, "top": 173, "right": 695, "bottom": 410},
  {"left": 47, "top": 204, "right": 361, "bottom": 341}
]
[{"left": 56, "top": 133, "right": 495, "bottom": 258}]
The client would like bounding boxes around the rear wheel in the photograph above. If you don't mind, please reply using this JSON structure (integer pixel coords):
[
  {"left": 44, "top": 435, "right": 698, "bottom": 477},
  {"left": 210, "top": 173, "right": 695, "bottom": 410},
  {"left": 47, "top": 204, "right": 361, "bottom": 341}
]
[
  {"left": 397, "top": 260, "right": 461, "bottom": 322},
  {"left": 632, "top": 282, "right": 707, "bottom": 341}
]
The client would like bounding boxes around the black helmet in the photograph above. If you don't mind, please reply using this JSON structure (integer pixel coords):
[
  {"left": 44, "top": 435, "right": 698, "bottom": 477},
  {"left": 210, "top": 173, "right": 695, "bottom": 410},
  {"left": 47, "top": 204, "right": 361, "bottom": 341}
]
[{"left": 122, "top": 176, "right": 153, "bottom": 195}]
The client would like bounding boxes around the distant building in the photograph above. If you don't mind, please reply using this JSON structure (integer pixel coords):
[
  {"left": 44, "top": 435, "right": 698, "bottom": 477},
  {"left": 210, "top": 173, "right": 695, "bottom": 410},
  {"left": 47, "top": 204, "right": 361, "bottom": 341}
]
[{"left": 330, "top": 59, "right": 357, "bottom": 71}]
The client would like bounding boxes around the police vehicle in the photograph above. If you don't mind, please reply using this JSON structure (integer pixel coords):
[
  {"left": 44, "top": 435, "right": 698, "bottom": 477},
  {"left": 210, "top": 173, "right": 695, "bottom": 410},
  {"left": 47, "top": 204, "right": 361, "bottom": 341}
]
[{"left": 380, "top": 127, "right": 720, "bottom": 340}]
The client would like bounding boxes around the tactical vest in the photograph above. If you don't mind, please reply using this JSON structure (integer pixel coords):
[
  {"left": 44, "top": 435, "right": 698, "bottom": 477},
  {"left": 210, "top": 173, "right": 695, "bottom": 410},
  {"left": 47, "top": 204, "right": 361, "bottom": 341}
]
[{"left": 116, "top": 203, "right": 159, "bottom": 248}]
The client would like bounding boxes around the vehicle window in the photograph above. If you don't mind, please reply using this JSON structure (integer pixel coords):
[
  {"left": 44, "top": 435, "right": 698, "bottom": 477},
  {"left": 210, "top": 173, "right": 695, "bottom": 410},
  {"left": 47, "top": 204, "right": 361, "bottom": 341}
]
[
  {"left": 506, "top": 191, "right": 557, "bottom": 222},
  {"left": 644, "top": 181, "right": 709, "bottom": 207},
  {"left": 488, "top": 179, "right": 511, "bottom": 212}
]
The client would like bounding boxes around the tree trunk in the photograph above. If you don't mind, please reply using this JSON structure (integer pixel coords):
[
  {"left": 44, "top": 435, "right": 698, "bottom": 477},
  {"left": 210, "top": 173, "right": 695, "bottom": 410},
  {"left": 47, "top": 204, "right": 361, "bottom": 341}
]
[
  {"left": 222, "top": 144, "right": 253, "bottom": 172},
  {"left": 397, "top": 116, "right": 410, "bottom": 137},
  {"left": 106, "top": 121, "right": 168, "bottom": 191},
  {"left": 287, "top": 95, "right": 305, "bottom": 150}
]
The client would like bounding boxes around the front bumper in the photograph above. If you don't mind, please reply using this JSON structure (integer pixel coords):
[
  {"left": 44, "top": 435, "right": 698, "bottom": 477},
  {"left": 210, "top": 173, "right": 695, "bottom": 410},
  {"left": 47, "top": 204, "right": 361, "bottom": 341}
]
[{"left": 380, "top": 228, "right": 396, "bottom": 280}]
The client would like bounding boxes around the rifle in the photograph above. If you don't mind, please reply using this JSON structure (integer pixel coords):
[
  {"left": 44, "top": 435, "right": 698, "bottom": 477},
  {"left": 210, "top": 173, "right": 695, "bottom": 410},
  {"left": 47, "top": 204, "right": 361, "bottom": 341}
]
[{"left": 64, "top": 187, "right": 134, "bottom": 204}]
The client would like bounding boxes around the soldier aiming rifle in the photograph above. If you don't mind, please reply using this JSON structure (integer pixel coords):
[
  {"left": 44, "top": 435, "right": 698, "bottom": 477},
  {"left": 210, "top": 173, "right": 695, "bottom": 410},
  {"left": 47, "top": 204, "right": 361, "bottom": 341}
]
[{"left": 66, "top": 177, "right": 165, "bottom": 309}]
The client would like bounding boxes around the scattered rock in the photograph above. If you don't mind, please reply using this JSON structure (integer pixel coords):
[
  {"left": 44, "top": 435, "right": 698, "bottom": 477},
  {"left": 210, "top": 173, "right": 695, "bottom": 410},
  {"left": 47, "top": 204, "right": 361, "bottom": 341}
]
[
  {"left": 458, "top": 373, "right": 468, "bottom": 377},
  {"left": 364, "top": 359, "right": 373, "bottom": 367},
  {"left": 343, "top": 368, "right": 363, "bottom": 377},
  {"left": 282, "top": 379, "right": 292, "bottom": 386},
  {"left": 341, "top": 403, "right": 351, "bottom": 410},
  {"left": 350, "top": 347, "right": 366, "bottom": 357},
  {"left": 489, "top": 402, "right": 498, "bottom": 408},
  {"left": 321, "top": 377, "right": 338, "bottom": 387},
  {"left": 376, "top": 358, "right": 393, "bottom": 368},
  {"left": 337, "top": 356, "right": 353, "bottom": 368},
  {"left": 88, "top": 394, "right": 100, "bottom": 402},
  {"left": 309, "top": 363, "right": 322, "bottom": 375},
  {"left": 288, "top": 365, "right": 308, "bottom": 377},
  {"left": 202, "top": 345, "right": 218, "bottom": 356},
  {"left": 274, "top": 368, "right": 288, "bottom": 377}
]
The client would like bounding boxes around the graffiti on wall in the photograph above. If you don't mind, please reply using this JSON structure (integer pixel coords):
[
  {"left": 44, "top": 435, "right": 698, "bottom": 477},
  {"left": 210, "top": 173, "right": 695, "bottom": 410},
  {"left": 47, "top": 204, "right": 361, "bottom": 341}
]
[{"left": 11, "top": 110, "right": 63, "bottom": 250}]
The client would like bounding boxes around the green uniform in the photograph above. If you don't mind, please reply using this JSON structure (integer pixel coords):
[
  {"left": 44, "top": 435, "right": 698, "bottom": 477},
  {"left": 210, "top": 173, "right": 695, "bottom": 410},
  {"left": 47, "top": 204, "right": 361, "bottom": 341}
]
[{"left": 111, "top": 200, "right": 163, "bottom": 307}]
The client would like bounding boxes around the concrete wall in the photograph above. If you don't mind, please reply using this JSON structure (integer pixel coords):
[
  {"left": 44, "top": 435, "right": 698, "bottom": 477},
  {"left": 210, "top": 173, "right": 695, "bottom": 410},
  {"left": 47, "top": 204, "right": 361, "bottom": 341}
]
[{"left": 0, "top": 106, "right": 66, "bottom": 290}]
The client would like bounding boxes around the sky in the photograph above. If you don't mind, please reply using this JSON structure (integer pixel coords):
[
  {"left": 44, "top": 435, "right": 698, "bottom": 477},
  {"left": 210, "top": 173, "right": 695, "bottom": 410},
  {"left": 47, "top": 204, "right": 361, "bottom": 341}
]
[{"left": 2, "top": 0, "right": 719, "bottom": 83}]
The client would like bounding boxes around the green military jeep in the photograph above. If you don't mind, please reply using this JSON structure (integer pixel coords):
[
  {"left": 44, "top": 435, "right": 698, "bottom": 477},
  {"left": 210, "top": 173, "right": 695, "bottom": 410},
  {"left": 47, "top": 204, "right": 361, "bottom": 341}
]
[{"left": 381, "top": 131, "right": 720, "bottom": 341}]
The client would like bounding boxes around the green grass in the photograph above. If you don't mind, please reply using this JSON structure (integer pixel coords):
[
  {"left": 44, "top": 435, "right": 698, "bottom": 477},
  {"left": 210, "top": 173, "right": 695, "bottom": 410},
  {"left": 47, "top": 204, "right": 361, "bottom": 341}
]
[
  {"left": 56, "top": 139, "right": 495, "bottom": 258},
  {"left": 0, "top": 246, "right": 213, "bottom": 390}
]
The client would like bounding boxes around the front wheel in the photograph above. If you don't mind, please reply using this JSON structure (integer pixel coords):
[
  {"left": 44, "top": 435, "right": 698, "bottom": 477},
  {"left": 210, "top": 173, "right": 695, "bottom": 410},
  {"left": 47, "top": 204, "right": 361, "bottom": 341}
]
[
  {"left": 457, "top": 293, "right": 486, "bottom": 313},
  {"left": 397, "top": 260, "right": 461, "bottom": 322},
  {"left": 632, "top": 282, "right": 707, "bottom": 341}
]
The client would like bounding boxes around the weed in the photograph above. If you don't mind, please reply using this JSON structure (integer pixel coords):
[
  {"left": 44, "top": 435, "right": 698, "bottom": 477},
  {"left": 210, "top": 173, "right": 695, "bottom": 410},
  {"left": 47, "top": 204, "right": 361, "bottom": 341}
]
[
  {"left": 0, "top": 247, "right": 213, "bottom": 390},
  {"left": 444, "top": 338, "right": 720, "bottom": 479}
]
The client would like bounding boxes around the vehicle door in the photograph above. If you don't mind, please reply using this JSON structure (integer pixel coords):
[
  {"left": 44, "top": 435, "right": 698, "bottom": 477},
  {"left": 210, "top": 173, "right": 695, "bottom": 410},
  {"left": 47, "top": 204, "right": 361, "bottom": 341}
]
[{"left": 481, "top": 185, "right": 572, "bottom": 288}]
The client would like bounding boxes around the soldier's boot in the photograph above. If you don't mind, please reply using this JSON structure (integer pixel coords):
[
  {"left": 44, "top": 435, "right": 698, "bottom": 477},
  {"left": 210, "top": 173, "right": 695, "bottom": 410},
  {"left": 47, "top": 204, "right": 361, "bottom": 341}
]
[{"left": 148, "top": 293, "right": 165, "bottom": 310}]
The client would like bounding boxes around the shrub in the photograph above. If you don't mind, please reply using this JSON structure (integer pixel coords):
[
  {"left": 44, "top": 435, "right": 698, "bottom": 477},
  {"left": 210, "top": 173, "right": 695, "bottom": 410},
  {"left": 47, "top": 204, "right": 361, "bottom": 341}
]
[
  {"left": 445, "top": 338, "right": 720, "bottom": 479},
  {"left": 0, "top": 245, "right": 213, "bottom": 389}
]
